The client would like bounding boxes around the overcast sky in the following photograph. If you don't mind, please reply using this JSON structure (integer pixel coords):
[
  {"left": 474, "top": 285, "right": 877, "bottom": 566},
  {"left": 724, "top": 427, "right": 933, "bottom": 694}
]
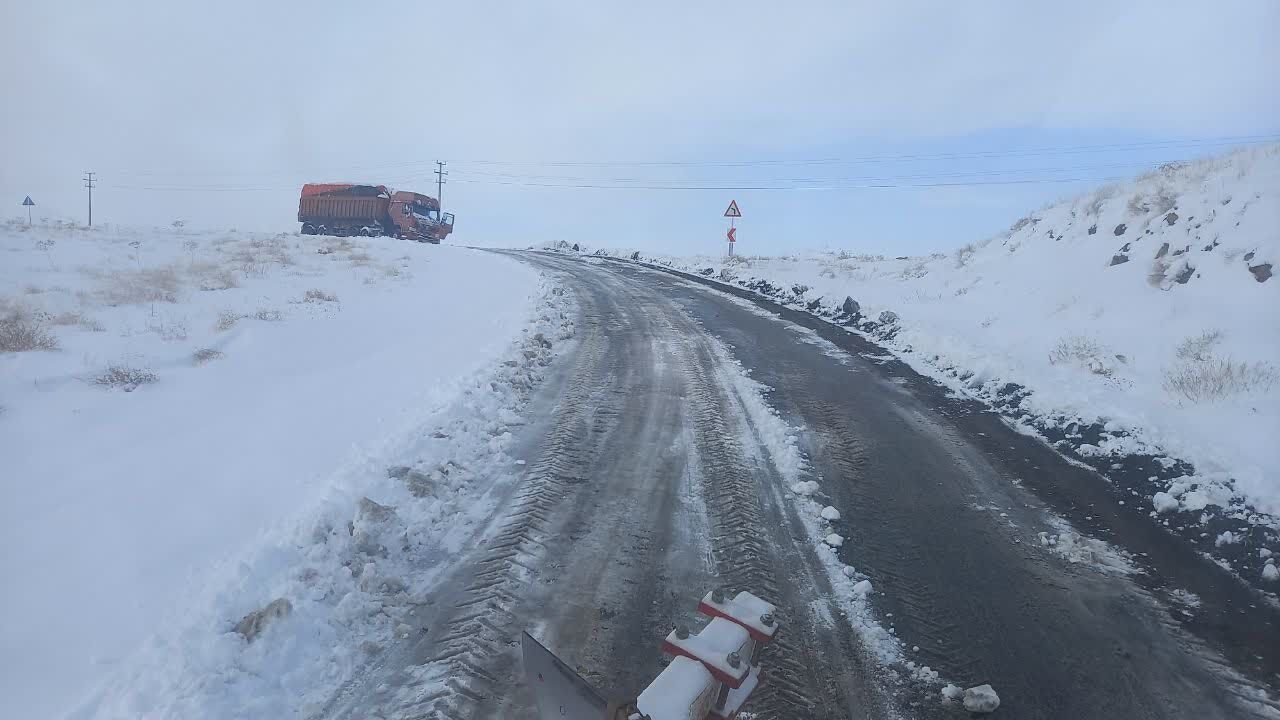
[{"left": 3, "top": 1, "right": 1277, "bottom": 255}]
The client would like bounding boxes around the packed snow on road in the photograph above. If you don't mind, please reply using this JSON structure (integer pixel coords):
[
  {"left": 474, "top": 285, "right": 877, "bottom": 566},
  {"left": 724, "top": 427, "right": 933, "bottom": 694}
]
[{"left": 0, "top": 221, "right": 567, "bottom": 718}]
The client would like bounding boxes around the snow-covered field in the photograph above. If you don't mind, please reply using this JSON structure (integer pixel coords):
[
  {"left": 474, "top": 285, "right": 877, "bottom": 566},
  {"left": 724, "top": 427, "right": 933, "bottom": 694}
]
[
  {"left": 0, "top": 221, "right": 561, "bottom": 718},
  {"left": 595, "top": 145, "right": 1279, "bottom": 584}
]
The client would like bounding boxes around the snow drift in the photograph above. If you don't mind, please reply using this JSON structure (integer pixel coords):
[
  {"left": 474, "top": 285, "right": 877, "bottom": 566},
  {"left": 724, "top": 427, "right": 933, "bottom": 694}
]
[{"left": 0, "top": 221, "right": 554, "bottom": 718}]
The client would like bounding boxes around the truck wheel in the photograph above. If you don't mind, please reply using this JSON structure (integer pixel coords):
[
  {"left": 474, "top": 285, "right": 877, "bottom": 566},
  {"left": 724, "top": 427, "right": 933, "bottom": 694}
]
[
  {"left": 316, "top": 225, "right": 328, "bottom": 236},
  {"left": 359, "top": 227, "right": 373, "bottom": 237},
  {"left": 301, "top": 223, "right": 316, "bottom": 235}
]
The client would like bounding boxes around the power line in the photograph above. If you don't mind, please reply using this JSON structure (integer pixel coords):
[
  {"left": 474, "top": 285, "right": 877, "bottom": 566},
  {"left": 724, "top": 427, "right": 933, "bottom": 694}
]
[
  {"left": 96, "top": 133, "right": 1280, "bottom": 180},
  {"left": 95, "top": 138, "right": 1280, "bottom": 194},
  {"left": 448, "top": 134, "right": 1280, "bottom": 168},
  {"left": 94, "top": 158, "right": 1179, "bottom": 191},
  {"left": 446, "top": 175, "right": 1138, "bottom": 191},
  {"left": 447, "top": 158, "right": 1189, "bottom": 185}
]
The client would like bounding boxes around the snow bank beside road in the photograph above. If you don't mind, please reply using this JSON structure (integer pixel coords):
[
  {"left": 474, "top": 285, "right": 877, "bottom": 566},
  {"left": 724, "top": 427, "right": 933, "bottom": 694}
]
[
  {"left": 0, "top": 221, "right": 546, "bottom": 719},
  {"left": 592, "top": 144, "right": 1280, "bottom": 586}
]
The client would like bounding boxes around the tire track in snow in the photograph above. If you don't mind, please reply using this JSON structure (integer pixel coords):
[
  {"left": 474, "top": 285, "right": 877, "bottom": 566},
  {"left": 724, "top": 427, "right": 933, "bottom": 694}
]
[{"left": 350, "top": 288, "right": 627, "bottom": 720}]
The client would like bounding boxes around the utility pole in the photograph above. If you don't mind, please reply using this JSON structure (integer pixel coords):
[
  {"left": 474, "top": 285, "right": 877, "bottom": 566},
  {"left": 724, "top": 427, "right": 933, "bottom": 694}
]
[
  {"left": 83, "top": 171, "right": 96, "bottom": 227},
  {"left": 434, "top": 160, "right": 447, "bottom": 218}
]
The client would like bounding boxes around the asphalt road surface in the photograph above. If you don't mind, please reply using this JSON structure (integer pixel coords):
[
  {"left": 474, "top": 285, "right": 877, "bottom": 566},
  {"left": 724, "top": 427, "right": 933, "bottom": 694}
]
[{"left": 319, "top": 251, "right": 1279, "bottom": 720}]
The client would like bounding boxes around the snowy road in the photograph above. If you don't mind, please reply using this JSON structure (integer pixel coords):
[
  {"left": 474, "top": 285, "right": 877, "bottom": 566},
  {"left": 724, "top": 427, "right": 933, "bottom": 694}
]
[{"left": 323, "top": 251, "right": 1278, "bottom": 720}]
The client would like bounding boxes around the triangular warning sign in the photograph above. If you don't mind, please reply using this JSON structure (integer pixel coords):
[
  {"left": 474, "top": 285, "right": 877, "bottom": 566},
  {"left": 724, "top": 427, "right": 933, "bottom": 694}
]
[
  {"left": 22, "top": 196, "right": 35, "bottom": 206},
  {"left": 723, "top": 200, "right": 741, "bottom": 218}
]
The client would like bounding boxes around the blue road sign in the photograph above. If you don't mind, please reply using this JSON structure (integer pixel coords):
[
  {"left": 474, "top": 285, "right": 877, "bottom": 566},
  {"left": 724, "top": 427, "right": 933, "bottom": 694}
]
[{"left": 22, "top": 196, "right": 35, "bottom": 206}]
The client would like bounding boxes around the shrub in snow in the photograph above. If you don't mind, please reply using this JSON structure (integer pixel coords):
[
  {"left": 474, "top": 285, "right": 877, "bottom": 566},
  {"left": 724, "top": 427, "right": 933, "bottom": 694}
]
[
  {"left": 899, "top": 260, "right": 928, "bottom": 279},
  {"left": 1175, "top": 330, "right": 1223, "bottom": 363},
  {"left": 1127, "top": 185, "right": 1178, "bottom": 216},
  {"left": 1048, "top": 336, "right": 1113, "bottom": 375},
  {"left": 196, "top": 266, "right": 240, "bottom": 291},
  {"left": 877, "top": 310, "right": 899, "bottom": 325},
  {"left": 1048, "top": 335, "right": 1102, "bottom": 366},
  {"left": 215, "top": 310, "right": 242, "bottom": 331},
  {"left": 304, "top": 288, "right": 339, "bottom": 303},
  {"left": 963, "top": 684, "right": 1001, "bottom": 713},
  {"left": 191, "top": 348, "right": 223, "bottom": 365},
  {"left": 0, "top": 310, "right": 58, "bottom": 352},
  {"left": 1162, "top": 357, "right": 1276, "bottom": 402},
  {"left": 351, "top": 497, "right": 403, "bottom": 558},
  {"left": 234, "top": 597, "right": 291, "bottom": 643},
  {"left": 95, "top": 266, "right": 181, "bottom": 306},
  {"left": 145, "top": 314, "right": 188, "bottom": 342},
  {"left": 94, "top": 365, "right": 157, "bottom": 392}
]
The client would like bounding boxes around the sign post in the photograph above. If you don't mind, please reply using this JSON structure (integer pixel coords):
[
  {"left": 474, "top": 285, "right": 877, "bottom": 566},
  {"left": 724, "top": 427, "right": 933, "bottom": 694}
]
[
  {"left": 723, "top": 199, "right": 741, "bottom": 256},
  {"left": 22, "top": 196, "right": 34, "bottom": 226}
]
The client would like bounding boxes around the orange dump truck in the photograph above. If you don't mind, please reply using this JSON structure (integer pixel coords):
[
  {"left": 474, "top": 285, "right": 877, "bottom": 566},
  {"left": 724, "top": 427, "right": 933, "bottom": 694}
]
[{"left": 298, "top": 184, "right": 454, "bottom": 243}]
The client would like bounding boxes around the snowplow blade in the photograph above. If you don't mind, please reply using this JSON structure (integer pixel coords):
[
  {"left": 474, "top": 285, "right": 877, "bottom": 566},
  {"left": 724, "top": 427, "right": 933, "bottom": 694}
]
[{"left": 521, "top": 631, "right": 610, "bottom": 719}]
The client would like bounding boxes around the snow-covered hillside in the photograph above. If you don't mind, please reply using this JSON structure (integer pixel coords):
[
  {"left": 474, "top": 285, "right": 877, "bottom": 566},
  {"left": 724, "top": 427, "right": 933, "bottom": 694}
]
[
  {"left": 0, "top": 222, "right": 560, "bottom": 718},
  {"left": 600, "top": 144, "right": 1279, "bottom": 584}
]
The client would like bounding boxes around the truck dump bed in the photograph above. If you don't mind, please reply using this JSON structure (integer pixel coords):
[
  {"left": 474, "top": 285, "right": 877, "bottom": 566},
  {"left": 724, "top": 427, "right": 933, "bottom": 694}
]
[{"left": 298, "top": 184, "right": 390, "bottom": 223}]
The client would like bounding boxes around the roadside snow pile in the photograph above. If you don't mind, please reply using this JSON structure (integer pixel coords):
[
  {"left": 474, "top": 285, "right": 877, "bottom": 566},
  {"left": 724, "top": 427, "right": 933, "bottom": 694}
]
[
  {"left": 0, "top": 220, "right": 559, "bottom": 719},
  {"left": 603, "top": 144, "right": 1280, "bottom": 588}
]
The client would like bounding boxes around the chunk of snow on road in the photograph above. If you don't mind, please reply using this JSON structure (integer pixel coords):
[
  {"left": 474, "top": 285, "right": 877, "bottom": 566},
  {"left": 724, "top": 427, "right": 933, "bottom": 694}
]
[
  {"left": 941, "top": 683, "right": 964, "bottom": 701},
  {"left": 1214, "top": 530, "right": 1238, "bottom": 546},
  {"left": 824, "top": 533, "right": 844, "bottom": 547},
  {"left": 851, "top": 579, "right": 874, "bottom": 597},
  {"left": 791, "top": 480, "right": 821, "bottom": 496},
  {"left": 1181, "top": 490, "right": 1211, "bottom": 512},
  {"left": 1168, "top": 588, "right": 1202, "bottom": 610},
  {"left": 963, "top": 684, "right": 1001, "bottom": 713},
  {"left": 1262, "top": 548, "right": 1274, "bottom": 559},
  {"left": 1262, "top": 562, "right": 1279, "bottom": 582},
  {"left": 1040, "top": 516, "right": 1139, "bottom": 575},
  {"left": 1153, "top": 492, "right": 1180, "bottom": 513},
  {"left": 820, "top": 506, "right": 841, "bottom": 521}
]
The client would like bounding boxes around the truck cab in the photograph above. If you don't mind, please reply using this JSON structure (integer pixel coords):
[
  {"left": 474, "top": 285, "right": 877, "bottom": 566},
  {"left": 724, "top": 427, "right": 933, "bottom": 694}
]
[{"left": 389, "top": 191, "right": 454, "bottom": 244}]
